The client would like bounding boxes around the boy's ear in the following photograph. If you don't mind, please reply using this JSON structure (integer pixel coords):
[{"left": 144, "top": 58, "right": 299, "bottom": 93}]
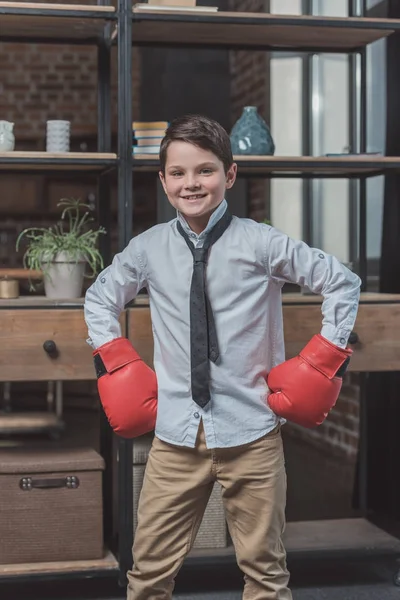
[
  {"left": 159, "top": 170, "right": 167, "bottom": 195},
  {"left": 226, "top": 163, "right": 237, "bottom": 189}
]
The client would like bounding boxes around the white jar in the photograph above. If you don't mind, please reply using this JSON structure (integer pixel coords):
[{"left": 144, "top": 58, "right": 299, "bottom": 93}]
[
  {"left": 0, "top": 121, "right": 15, "bottom": 151},
  {"left": 46, "top": 120, "right": 71, "bottom": 153}
]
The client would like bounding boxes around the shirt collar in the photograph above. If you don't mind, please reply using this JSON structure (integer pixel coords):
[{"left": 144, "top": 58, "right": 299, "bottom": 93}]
[{"left": 176, "top": 199, "right": 228, "bottom": 240}]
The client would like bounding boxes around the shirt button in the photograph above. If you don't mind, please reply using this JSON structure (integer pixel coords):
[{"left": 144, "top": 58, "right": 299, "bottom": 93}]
[
  {"left": 194, "top": 412, "right": 200, "bottom": 419},
  {"left": 100, "top": 277, "right": 106, "bottom": 283},
  {"left": 340, "top": 337, "right": 346, "bottom": 345},
  {"left": 318, "top": 253, "right": 324, "bottom": 259}
]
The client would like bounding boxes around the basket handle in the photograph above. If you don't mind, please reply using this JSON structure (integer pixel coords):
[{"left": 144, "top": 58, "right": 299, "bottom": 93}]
[{"left": 19, "top": 476, "right": 80, "bottom": 490}]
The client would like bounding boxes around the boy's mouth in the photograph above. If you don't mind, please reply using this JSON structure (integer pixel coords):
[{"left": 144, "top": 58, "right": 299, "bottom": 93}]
[{"left": 181, "top": 194, "right": 206, "bottom": 200}]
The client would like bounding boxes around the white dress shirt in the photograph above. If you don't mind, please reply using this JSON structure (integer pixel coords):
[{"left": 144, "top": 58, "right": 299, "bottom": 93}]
[{"left": 84, "top": 199, "right": 361, "bottom": 449}]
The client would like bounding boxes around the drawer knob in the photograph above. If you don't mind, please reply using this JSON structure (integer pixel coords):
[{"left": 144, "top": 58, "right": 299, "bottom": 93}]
[
  {"left": 43, "top": 340, "right": 58, "bottom": 357},
  {"left": 348, "top": 331, "right": 359, "bottom": 345}
]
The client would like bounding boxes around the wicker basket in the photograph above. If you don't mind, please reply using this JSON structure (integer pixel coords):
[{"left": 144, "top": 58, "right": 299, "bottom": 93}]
[
  {"left": 0, "top": 447, "right": 104, "bottom": 565},
  {"left": 132, "top": 435, "right": 227, "bottom": 549}
]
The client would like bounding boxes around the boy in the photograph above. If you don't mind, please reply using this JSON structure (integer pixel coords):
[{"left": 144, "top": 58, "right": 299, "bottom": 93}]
[{"left": 84, "top": 114, "right": 361, "bottom": 599}]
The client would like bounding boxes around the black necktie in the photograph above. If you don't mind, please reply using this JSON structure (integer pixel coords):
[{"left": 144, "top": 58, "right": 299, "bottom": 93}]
[{"left": 177, "top": 209, "right": 233, "bottom": 408}]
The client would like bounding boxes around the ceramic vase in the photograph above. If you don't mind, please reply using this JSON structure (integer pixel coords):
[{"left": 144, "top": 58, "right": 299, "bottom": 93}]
[
  {"left": 230, "top": 106, "right": 275, "bottom": 155},
  {"left": 0, "top": 121, "right": 15, "bottom": 151}
]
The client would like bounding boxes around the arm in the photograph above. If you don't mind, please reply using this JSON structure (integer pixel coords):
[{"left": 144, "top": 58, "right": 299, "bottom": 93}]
[
  {"left": 84, "top": 237, "right": 157, "bottom": 438},
  {"left": 84, "top": 236, "right": 147, "bottom": 349},
  {"left": 263, "top": 225, "right": 361, "bottom": 428},
  {"left": 265, "top": 225, "right": 361, "bottom": 348}
]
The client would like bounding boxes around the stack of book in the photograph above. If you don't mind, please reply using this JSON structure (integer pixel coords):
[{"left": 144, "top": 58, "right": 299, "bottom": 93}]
[{"left": 132, "top": 121, "right": 169, "bottom": 156}]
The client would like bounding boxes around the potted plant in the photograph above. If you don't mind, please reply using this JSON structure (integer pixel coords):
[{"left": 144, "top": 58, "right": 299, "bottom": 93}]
[{"left": 16, "top": 198, "right": 106, "bottom": 299}]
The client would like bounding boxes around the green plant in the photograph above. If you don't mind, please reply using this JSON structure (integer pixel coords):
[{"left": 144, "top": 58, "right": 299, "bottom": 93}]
[{"left": 16, "top": 198, "right": 106, "bottom": 285}]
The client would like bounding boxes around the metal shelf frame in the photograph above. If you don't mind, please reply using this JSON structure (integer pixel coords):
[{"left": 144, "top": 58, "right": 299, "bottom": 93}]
[
  {"left": 119, "top": 0, "right": 400, "bottom": 590},
  {"left": 1, "top": 0, "right": 399, "bottom": 589}
]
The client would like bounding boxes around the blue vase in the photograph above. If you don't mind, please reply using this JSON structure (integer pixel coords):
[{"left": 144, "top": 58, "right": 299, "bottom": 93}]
[{"left": 230, "top": 106, "right": 275, "bottom": 156}]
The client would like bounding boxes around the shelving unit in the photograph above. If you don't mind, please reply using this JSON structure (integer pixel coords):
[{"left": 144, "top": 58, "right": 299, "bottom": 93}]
[
  {"left": 133, "top": 154, "right": 400, "bottom": 177},
  {"left": 131, "top": 9, "right": 400, "bottom": 51},
  {"left": 0, "top": 2, "right": 116, "bottom": 44},
  {"left": 0, "top": 0, "right": 119, "bottom": 584},
  {"left": 119, "top": 0, "right": 400, "bottom": 588},
  {"left": 2, "top": 0, "right": 400, "bottom": 588},
  {"left": 0, "top": 152, "right": 117, "bottom": 172}
]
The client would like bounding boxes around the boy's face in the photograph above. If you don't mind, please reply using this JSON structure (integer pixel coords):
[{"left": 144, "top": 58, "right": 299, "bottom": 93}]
[{"left": 159, "top": 141, "right": 237, "bottom": 234}]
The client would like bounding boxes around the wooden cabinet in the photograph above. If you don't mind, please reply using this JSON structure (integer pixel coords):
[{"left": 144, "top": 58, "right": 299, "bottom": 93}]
[
  {"left": 127, "top": 302, "right": 153, "bottom": 368},
  {"left": 0, "top": 299, "right": 125, "bottom": 382},
  {"left": 126, "top": 293, "right": 400, "bottom": 372},
  {"left": 282, "top": 293, "right": 400, "bottom": 371},
  {"left": 1, "top": 292, "right": 398, "bottom": 382}
]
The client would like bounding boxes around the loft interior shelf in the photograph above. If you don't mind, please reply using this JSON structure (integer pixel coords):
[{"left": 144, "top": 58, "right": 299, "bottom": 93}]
[
  {"left": 186, "top": 518, "right": 400, "bottom": 565},
  {"left": 0, "top": 2, "right": 116, "bottom": 44},
  {"left": 132, "top": 155, "right": 400, "bottom": 178},
  {"left": 131, "top": 9, "right": 400, "bottom": 52},
  {"left": 0, "top": 549, "right": 119, "bottom": 582},
  {"left": 0, "top": 152, "right": 117, "bottom": 173}
]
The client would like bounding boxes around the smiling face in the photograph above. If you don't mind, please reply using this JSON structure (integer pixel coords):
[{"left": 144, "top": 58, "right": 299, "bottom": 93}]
[{"left": 159, "top": 141, "right": 237, "bottom": 234}]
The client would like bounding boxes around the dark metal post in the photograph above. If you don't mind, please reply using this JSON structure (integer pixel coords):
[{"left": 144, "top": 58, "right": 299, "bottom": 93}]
[
  {"left": 301, "top": 0, "right": 313, "bottom": 245},
  {"left": 98, "top": 0, "right": 112, "bottom": 268},
  {"left": 117, "top": 0, "right": 134, "bottom": 587},
  {"left": 118, "top": 0, "right": 133, "bottom": 251},
  {"left": 358, "top": 47, "right": 368, "bottom": 518},
  {"left": 357, "top": 0, "right": 369, "bottom": 518},
  {"left": 358, "top": 48, "right": 368, "bottom": 290},
  {"left": 347, "top": 0, "right": 368, "bottom": 520},
  {"left": 97, "top": 0, "right": 114, "bottom": 557}
]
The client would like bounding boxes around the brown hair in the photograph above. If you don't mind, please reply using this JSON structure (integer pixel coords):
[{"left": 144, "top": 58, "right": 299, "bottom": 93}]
[{"left": 159, "top": 114, "right": 233, "bottom": 174}]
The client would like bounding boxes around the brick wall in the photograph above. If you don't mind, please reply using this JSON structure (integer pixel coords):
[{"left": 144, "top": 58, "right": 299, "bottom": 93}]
[
  {"left": 284, "top": 373, "right": 360, "bottom": 461},
  {"left": 229, "top": 0, "right": 269, "bottom": 222},
  {"left": 0, "top": 46, "right": 140, "bottom": 142}
]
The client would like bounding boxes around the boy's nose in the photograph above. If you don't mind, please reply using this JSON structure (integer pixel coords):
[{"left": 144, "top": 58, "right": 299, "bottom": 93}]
[{"left": 184, "top": 178, "right": 200, "bottom": 190}]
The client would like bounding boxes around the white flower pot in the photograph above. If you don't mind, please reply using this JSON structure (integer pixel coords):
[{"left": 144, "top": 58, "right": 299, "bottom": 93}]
[{"left": 42, "top": 252, "right": 86, "bottom": 299}]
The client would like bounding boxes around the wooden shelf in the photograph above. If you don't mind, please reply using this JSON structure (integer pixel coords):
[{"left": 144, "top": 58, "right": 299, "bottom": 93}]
[
  {"left": 130, "top": 292, "right": 400, "bottom": 308},
  {"left": 188, "top": 518, "right": 400, "bottom": 564},
  {"left": 0, "top": 2, "right": 116, "bottom": 44},
  {"left": 281, "top": 292, "right": 400, "bottom": 305},
  {"left": 131, "top": 9, "right": 400, "bottom": 52},
  {"left": 0, "top": 549, "right": 118, "bottom": 581},
  {"left": 0, "top": 296, "right": 85, "bottom": 309},
  {"left": 0, "top": 412, "right": 64, "bottom": 436},
  {"left": 0, "top": 152, "right": 117, "bottom": 172},
  {"left": 133, "top": 154, "right": 400, "bottom": 178}
]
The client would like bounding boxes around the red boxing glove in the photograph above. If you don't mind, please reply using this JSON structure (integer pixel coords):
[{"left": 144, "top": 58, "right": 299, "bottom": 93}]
[
  {"left": 93, "top": 337, "right": 157, "bottom": 438},
  {"left": 267, "top": 334, "right": 352, "bottom": 428}
]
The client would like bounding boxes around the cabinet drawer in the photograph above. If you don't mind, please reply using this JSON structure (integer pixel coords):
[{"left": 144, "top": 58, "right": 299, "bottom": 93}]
[
  {"left": 0, "top": 309, "right": 126, "bottom": 381},
  {"left": 127, "top": 307, "right": 153, "bottom": 368},
  {"left": 283, "top": 301, "right": 400, "bottom": 371}
]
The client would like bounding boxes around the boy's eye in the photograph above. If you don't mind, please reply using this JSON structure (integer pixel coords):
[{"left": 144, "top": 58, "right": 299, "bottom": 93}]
[
  {"left": 200, "top": 168, "right": 213, "bottom": 174},
  {"left": 171, "top": 171, "right": 183, "bottom": 177}
]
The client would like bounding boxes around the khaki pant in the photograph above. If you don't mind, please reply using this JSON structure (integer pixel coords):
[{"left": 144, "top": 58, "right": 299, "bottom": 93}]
[{"left": 127, "top": 422, "right": 292, "bottom": 600}]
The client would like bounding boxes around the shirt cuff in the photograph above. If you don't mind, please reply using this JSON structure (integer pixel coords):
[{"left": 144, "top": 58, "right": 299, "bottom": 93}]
[{"left": 320, "top": 324, "right": 351, "bottom": 348}]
